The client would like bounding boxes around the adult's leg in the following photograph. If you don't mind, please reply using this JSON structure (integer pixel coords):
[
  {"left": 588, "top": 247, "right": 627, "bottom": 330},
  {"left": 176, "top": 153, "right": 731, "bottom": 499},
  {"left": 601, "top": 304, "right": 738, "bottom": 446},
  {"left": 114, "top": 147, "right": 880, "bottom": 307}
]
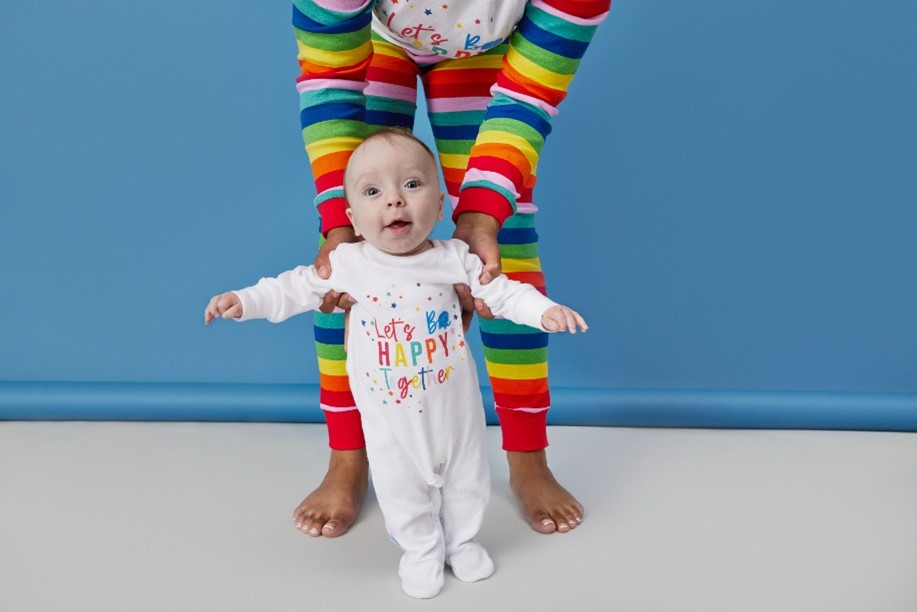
[
  {"left": 421, "top": 48, "right": 583, "bottom": 534},
  {"left": 291, "top": 1, "right": 419, "bottom": 537}
]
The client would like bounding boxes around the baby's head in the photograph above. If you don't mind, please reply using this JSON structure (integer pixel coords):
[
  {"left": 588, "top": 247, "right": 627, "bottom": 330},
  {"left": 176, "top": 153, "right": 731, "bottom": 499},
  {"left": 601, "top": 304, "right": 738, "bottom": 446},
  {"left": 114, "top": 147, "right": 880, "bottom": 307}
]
[{"left": 344, "top": 128, "right": 444, "bottom": 256}]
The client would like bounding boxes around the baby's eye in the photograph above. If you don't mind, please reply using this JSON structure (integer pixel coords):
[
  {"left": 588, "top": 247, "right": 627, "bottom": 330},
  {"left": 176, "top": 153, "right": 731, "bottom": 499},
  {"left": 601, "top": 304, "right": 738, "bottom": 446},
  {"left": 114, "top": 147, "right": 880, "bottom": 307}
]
[
  {"left": 364, "top": 187, "right": 380, "bottom": 196},
  {"left": 405, "top": 179, "right": 421, "bottom": 189}
]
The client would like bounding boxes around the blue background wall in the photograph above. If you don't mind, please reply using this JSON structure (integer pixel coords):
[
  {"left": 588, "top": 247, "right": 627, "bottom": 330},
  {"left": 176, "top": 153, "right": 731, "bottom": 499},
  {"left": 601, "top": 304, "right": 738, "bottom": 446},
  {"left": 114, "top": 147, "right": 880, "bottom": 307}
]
[{"left": 2, "top": 1, "right": 916, "bottom": 427}]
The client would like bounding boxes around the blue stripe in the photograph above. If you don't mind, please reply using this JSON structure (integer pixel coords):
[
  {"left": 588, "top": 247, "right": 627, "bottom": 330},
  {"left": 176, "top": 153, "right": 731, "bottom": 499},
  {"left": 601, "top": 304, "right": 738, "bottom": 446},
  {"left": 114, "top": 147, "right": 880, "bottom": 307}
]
[
  {"left": 313, "top": 325, "right": 344, "bottom": 344},
  {"left": 430, "top": 123, "right": 480, "bottom": 142},
  {"left": 292, "top": 5, "right": 371, "bottom": 35},
  {"left": 498, "top": 227, "right": 538, "bottom": 245},
  {"left": 366, "top": 110, "right": 414, "bottom": 129},
  {"left": 486, "top": 102, "right": 552, "bottom": 139},
  {"left": 518, "top": 15, "right": 589, "bottom": 60},
  {"left": 480, "top": 330, "right": 549, "bottom": 350},
  {"left": 300, "top": 102, "right": 364, "bottom": 128}
]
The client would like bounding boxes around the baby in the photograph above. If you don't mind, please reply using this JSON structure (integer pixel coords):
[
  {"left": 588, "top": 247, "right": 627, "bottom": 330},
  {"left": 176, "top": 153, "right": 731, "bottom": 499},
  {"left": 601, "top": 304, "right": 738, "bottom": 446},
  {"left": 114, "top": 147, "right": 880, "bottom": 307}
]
[{"left": 204, "top": 128, "right": 587, "bottom": 598}]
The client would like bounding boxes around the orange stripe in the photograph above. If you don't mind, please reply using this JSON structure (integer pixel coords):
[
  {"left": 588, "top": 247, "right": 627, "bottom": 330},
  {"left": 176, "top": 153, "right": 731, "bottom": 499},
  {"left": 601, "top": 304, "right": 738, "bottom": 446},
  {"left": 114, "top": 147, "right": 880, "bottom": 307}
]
[
  {"left": 298, "top": 58, "right": 371, "bottom": 80},
  {"left": 312, "top": 150, "right": 353, "bottom": 179},
  {"left": 468, "top": 143, "right": 531, "bottom": 176},
  {"left": 500, "top": 63, "right": 565, "bottom": 107},
  {"left": 505, "top": 271, "right": 546, "bottom": 291},
  {"left": 490, "top": 377, "right": 549, "bottom": 394},
  {"left": 320, "top": 373, "right": 352, "bottom": 393}
]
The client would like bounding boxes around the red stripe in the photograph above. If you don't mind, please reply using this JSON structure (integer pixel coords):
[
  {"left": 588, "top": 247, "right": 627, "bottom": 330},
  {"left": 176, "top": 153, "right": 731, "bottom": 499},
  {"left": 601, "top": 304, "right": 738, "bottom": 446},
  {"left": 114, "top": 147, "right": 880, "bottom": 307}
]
[
  {"left": 423, "top": 68, "right": 499, "bottom": 99},
  {"left": 465, "top": 156, "right": 526, "bottom": 192},
  {"left": 317, "top": 198, "right": 352, "bottom": 235},
  {"left": 367, "top": 65, "right": 418, "bottom": 89},
  {"left": 493, "top": 390, "right": 551, "bottom": 410},
  {"left": 315, "top": 169, "right": 346, "bottom": 195},
  {"left": 324, "top": 409, "right": 365, "bottom": 450},
  {"left": 541, "top": 0, "right": 611, "bottom": 19},
  {"left": 496, "top": 407, "right": 548, "bottom": 452},
  {"left": 504, "top": 272, "right": 546, "bottom": 293},
  {"left": 320, "top": 388, "right": 356, "bottom": 409},
  {"left": 453, "top": 186, "right": 515, "bottom": 225}
]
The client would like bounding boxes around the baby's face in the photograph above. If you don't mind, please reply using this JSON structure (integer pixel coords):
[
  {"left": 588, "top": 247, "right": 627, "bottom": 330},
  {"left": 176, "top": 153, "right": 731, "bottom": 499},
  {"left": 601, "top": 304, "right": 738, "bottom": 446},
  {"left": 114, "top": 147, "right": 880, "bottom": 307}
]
[{"left": 344, "top": 135, "right": 444, "bottom": 256}]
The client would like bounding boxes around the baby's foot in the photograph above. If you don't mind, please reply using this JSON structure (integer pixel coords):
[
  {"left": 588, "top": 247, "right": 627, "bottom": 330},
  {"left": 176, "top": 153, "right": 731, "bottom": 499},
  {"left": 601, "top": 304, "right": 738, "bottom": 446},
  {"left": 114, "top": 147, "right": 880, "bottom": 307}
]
[
  {"left": 508, "top": 450, "right": 584, "bottom": 534},
  {"left": 446, "top": 541, "right": 494, "bottom": 583},
  {"left": 293, "top": 448, "right": 368, "bottom": 537},
  {"left": 399, "top": 556, "right": 444, "bottom": 599}
]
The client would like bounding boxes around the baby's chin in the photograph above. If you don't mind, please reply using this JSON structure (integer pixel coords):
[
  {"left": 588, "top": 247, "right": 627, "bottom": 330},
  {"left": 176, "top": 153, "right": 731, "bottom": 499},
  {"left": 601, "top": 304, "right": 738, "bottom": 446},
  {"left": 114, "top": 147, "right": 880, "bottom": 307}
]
[{"left": 376, "top": 238, "right": 434, "bottom": 256}]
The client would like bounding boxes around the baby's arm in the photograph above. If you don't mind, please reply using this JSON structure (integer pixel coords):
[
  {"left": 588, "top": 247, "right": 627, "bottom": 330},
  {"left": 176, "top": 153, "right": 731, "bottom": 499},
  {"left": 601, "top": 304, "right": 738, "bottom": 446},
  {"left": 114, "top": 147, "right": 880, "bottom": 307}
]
[
  {"left": 541, "top": 305, "right": 589, "bottom": 334},
  {"left": 457, "top": 244, "right": 587, "bottom": 334},
  {"left": 204, "top": 292, "right": 243, "bottom": 325},
  {"left": 204, "top": 264, "right": 337, "bottom": 325}
]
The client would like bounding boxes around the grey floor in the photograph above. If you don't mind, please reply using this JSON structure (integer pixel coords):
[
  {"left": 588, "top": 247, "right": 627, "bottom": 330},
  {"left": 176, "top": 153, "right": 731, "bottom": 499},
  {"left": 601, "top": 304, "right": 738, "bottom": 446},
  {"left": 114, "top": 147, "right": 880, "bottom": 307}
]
[{"left": 2, "top": 422, "right": 916, "bottom": 611}]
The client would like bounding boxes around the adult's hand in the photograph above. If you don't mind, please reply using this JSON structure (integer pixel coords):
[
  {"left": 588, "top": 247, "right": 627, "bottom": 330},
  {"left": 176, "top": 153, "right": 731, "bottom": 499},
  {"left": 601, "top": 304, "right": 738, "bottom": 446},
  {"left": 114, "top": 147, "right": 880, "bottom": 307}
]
[
  {"left": 453, "top": 212, "right": 501, "bottom": 331},
  {"left": 453, "top": 212, "right": 501, "bottom": 283},
  {"left": 314, "top": 226, "right": 360, "bottom": 314}
]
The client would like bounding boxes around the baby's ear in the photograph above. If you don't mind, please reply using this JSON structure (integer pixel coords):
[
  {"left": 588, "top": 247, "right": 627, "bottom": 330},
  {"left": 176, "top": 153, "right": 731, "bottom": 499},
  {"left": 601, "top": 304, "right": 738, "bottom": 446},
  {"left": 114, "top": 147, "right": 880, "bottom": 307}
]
[
  {"left": 345, "top": 207, "right": 362, "bottom": 236},
  {"left": 437, "top": 192, "right": 444, "bottom": 221}
]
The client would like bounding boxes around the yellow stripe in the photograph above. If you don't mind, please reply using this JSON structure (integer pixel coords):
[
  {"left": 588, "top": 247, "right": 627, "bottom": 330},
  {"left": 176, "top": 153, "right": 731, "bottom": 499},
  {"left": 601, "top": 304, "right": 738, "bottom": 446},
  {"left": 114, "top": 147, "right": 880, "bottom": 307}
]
[
  {"left": 296, "top": 39, "right": 372, "bottom": 69},
  {"left": 431, "top": 54, "right": 504, "bottom": 71},
  {"left": 372, "top": 39, "right": 411, "bottom": 59},
  {"left": 505, "top": 47, "right": 573, "bottom": 92},
  {"left": 317, "top": 356, "right": 348, "bottom": 377},
  {"left": 305, "top": 136, "right": 363, "bottom": 161},
  {"left": 475, "top": 130, "right": 538, "bottom": 170},
  {"left": 438, "top": 152, "right": 470, "bottom": 172},
  {"left": 485, "top": 360, "right": 548, "bottom": 380},
  {"left": 501, "top": 257, "right": 543, "bottom": 273}
]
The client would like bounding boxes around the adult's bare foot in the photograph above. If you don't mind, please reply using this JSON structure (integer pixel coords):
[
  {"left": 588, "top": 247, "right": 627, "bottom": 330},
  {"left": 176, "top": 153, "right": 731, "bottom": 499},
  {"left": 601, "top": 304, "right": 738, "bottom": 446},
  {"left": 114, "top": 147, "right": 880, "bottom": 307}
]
[
  {"left": 293, "top": 448, "right": 369, "bottom": 538},
  {"left": 507, "top": 449, "right": 584, "bottom": 534}
]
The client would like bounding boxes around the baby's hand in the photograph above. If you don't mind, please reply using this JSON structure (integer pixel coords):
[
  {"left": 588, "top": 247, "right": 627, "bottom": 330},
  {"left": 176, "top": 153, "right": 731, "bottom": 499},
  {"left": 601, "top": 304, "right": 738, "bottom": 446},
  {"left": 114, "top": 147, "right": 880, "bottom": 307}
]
[
  {"left": 541, "top": 305, "right": 588, "bottom": 334},
  {"left": 204, "top": 292, "right": 243, "bottom": 325}
]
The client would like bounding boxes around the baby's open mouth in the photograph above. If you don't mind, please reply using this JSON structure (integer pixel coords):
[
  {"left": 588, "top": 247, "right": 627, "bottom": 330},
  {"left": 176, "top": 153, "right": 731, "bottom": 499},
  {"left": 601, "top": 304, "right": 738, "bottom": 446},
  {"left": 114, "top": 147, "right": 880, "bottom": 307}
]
[{"left": 386, "top": 220, "right": 411, "bottom": 230}]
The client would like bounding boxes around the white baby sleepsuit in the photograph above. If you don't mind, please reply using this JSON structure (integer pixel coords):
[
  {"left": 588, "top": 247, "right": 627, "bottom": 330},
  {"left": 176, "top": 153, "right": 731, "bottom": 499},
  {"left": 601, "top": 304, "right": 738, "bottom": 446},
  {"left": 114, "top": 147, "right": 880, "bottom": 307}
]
[{"left": 233, "top": 239, "right": 556, "bottom": 598}]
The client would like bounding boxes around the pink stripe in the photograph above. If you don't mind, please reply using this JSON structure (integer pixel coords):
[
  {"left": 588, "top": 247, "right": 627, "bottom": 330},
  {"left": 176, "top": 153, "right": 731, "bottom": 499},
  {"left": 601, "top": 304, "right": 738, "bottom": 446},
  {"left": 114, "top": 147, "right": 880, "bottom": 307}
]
[
  {"left": 530, "top": 0, "right": 610, "bottom": 26},
  {"left": 365, "top": 81, "right": 416, "bottom": 103},
  {"left": 426, "top": 96, "right": 492, "bottom": 113},
  {"left": 517, "top": 201, "right": 539, "bottom": 214},
  {"left": 311, "top": 0, "right": 372, "bottom": 12},
  {"left": 297, "top": 78, "right": 367, "bottom": 94},
  {"left": 320, "top": 403, "right": 358, "bottom": 413},
  {"left": 462, "top": 169, "right": 520, "bottom": 198},
  {"left": 491, "top": 84, "right": 560, "bottom": 118},
  {"left": 498, "top": 406, "right": 549, "bottom": 414}
]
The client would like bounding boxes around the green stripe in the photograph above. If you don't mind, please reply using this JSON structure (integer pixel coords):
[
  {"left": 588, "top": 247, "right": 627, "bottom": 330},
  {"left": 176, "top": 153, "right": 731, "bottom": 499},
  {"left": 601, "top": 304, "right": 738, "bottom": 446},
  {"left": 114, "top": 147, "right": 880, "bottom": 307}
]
[
  {"left": 366, "top": 96, "right": 416, "bottom": 116},
  {"left": 512, "top": 35, "right": 580, "bottom": 76},
  {"left": 526, "top": 5, "right": 599, "bottom": 44},
  {"left": 483, "top": 346, "right": 548, "bottom": 365},
  {"left": 302, "top": 118, "right": 366, "bottom": 143},
  {"left": 460, "top": 180, "right": 516, "bottom": 211},
  {"left": 503, "top": 213, "right": 536, "bottom": 229},
  {"left": 429, "top": 110, "right": 486, "bottom": 127},
  {"left": 479, "top": 318, "right": 542, "bottom": 334},
  {"left": 300, "top": 87, "right": 364, "bottom": 111},
  {"left": 480, "top": 117, "right": 545, "bottom": 150},
  {"left": 294, "top": 0, "right": 371, "bottom": 23},
  {"left": 294, "top": 27, "right": 369, "bottom": 53},
  {"left": 500, "top": 243, "right": 539, "bottom": 259},
  {"left": 316, "top": 342, "right": 347, "bottom": 360},
  {"left": 314, "top": 187, "right": 344, "bottom": 205},
  {"left": 314, "top": 311, "right": 345, "bottom": 329},
  {"left": 433, "top": 138, "right": 475, "bottom": 155}
]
